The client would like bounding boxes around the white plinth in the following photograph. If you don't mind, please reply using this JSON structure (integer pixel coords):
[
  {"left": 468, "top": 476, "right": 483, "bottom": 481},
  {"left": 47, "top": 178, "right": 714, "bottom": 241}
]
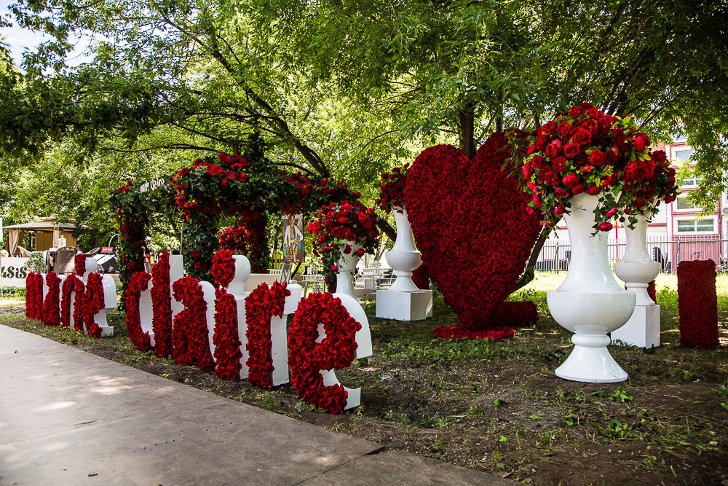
[
  {"left": 375, "top": 289, "right": 432, "bottom": 321},
  {"left": 611, "top": 304, "right": 660, "bottom": 349}
]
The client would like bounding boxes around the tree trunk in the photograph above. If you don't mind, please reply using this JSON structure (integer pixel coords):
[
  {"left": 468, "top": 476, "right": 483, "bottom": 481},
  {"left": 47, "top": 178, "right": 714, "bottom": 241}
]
[
  {"left": 514, "top": 226, "right": 553, "bottom": 291},
  {"left": 458, "top": 105, "right": 476, "bottom": 159}
]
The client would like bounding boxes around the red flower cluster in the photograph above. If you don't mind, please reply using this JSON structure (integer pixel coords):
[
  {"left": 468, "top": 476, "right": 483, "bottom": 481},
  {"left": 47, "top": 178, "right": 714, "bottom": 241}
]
[
  {"left": 72, "top": 278, "right": 85, "bottom": 332},
  {"left": 405, "top": 133, "right": 542, "bottom": 334},
  {"left": 432, "top": 325, "right": 516, "bottom": 341},
  {"left": 172, "top": 276, "right": 215, "bottom": 371},
  {"left": 288, "top": 292, "right": 361, "bottom": 414},
  {"left": 41, "top": 272, "right": 61, "bottom": 326},
  {"left": 116, "top": 181, "right": 132, "bottom": 193},
  {"left": 83, "top": 273, "right": 105, "bottom": 338},
  {"left": 171, "top": 153, "right": 249, "bottom": 221},
  {"left": 213, "top": 287, "right": 242, "bottom": 381},
  {"left": 75, "top": 254, "right": 86, "bottom": 275},
  {"left": 25, "top": 272, "right": 43, "bottom": 319},
  {"left": 218, "top": 225, "right": 252, "bottom": 256},
  {"left": 245, "top": 282, "right": 290, "bottom": 389},
  {"left": 211, "top": 248, "right": 236, "bottom": 288},
  {"left": 60, "top": 274, "right": 80, "bottom": 327},
  {"left": 522, "top": 103, "right": 679, "bottom": 231},
  {"left": 151, "top": 251, "right": 174, "bottom": 358},
  {"left": 307, "top": 200, "right": 379, "bottom": 285},
  {"left": 677, "top": 260, "right": 719, "bottom": 348},
  {"left": 376, "top": 164, "right": 410, "bottom": 212},
  {"left": 126, "top": 271, "right": 153, "bottom": 351}
]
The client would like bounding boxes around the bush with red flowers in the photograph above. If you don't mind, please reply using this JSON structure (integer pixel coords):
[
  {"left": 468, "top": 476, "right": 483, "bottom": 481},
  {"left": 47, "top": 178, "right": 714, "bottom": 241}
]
[
  {"left": 41, "top": 272, "right": 61, "bottom": 326},
  {"left": 521, "top": 103, "right": 679, "bottom": 231},
  {"left": 111, "top": 178, "right": 173, "bottom": 308},
  {"left": 245, "top": 282, "right": 290, "bottom": 388},
  {"left": 60, "top": 274, "right": 80, "bottom": 327},
  {"left": 172, "top": 276, "right": 215, "bottom": 371},
  {"left": 677, "top": 260, "right": 719, "bottom": 348},
  {"left": 25, "top": 272, "right": 43, "bottom": 319},
  {"left": 151, "top": 251, "right": 174, "bottom": 358},
  {"left": 83, "top": 273, "right": 106, "bottom": 338},
  {"left": 288, "top": 292, "right": 361, "bottom": 414},
  {"left": 405, "top": 131, "right": 542, "bottom": 334},
  {"left": 126, "top": 271, "right": 153, "bottom": 351},
  {"left": 306, "top": 200, "right": 379, "bottom": 288},
  {"left": 376, "top": 164, "right": 410, "bottom": 212}
]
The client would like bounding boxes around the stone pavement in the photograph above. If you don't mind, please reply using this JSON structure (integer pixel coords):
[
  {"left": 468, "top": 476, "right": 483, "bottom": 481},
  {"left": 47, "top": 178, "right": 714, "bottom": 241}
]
[{"left": 0, "top": 325, "right": 512, "bottom": 485}]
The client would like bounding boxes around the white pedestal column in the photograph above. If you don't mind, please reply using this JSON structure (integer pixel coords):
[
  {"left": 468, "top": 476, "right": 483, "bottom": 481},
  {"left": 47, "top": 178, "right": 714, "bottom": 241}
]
[
  {"left": 376, "top": 208, "right": 432, "bottom": 321},
  {"left": 613, "top": 215, "right": 661, "bottom": 348}
]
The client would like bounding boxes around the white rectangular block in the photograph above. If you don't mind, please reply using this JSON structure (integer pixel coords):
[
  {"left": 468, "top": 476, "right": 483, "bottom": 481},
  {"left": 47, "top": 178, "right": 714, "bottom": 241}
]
[
  {"left": 611, "top": 304, "right": 660, "bottom": 349},
  {"left": 375, "top": 289, "right": 433, "bottom": 321}
]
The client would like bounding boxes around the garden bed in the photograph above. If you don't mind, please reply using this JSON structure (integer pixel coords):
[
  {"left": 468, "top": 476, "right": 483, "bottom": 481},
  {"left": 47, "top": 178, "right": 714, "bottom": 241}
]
[{"left": 1, "top": 276, "right": 726, "bottom": 485}]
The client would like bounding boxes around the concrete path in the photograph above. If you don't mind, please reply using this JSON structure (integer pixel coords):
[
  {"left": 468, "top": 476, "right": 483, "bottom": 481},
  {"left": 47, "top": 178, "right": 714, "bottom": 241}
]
[{"left": 0, "top": 325, "right": 511, "bottom": 485}]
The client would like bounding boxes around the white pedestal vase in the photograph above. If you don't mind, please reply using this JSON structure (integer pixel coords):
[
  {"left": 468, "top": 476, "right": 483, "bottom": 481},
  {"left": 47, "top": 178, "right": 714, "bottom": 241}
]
[
  {"left": 547, "top": 193, "right": 636, "bottom": 383},
  {"left": 335, "top": 241, "right": 361, "bottom": 299},
  {"left": 386, "top": 209, "right": 422, "bottom": 292},
  {"left": 613, "top": 215, "right": 661, "bottom": 348},
  {"left": 376, "top": 208, "right": 433, "bottom": 321}
]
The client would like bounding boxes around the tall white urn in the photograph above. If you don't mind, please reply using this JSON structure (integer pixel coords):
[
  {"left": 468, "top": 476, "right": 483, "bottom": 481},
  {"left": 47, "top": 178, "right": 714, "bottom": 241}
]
[
  {"left": 612, "top": 214, "right": 661, "bottom": 348},
  {"left": 385, "top": 208, "right": 422, "bottom": 293},
  {"left": 335, "top": 241, "right": 361, "bottom": 299},
  {"left": 547, "top": 193, "right": 635, "bottom": 383},
  {"left": 614, "top": 215, "right": 660, "bottom": 305}
]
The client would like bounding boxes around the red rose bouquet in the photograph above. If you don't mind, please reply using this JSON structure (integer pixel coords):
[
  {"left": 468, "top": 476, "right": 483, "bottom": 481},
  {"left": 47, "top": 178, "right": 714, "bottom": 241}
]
[
  {"left": 522, "top": 103, "right": 678, "bottom": 231},
  {"left": 376, "top": 164, "right": 409, "bottom": 213},
  {"left": 306, "top": 200, "right": 379, "bottom": 286}
]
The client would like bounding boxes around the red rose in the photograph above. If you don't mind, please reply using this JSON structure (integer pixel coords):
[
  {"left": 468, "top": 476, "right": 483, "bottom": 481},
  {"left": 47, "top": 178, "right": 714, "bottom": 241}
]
[
  {"left": 522, "top": 164, "right": 533, "bottom": 178},
  {"left": 534, "top": 133, "right": 548, "bottom": 151},
  {"left": 562, "top": 173, "right": 579, "bottom": 188},
  {"left": 652, "top": 150, "right": 667, "bottom": 165},
  {"left": 598, "top": 221, "right": 613, "bottom": 232},
  {"left": 545, "top": 140, "right": 563, "bottom": 158},
  {"left": 557, "top": 122, "right": 572, "bottom": 138},
  {"left": 573, "top": 128, "right": 592, "bottom": 146},
  {"left": 354, "top": 248, "right": 366, "bottom": 257},
  {"left": 571, "top": 184, "right": 585, "bottom": 195},
  {"left": 563, "top": 143, "right": 580, "bottom": 159},
  {"left": 553, "top": 205, "right": 566, "bottom": 215},
  {"left": 606, "top": 207, "right": 618, "bottom": 219},
  {"left": 555, "top": 187, "right": 570, "bottom": 198},
  {"left": 589, "top": 149, "right": 606, "bottom": 166},
  {"left": 634, "top": 133, "right": 650, "bottom": 153},
  {"left": 551, "top": 156, "right": 567, "bottom": 173},
  {"left": 586, "top": 185, "right": 600, "bottom": 195}
]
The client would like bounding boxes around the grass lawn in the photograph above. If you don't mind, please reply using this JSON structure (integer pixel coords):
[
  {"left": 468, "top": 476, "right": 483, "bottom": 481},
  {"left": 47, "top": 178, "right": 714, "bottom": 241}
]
[{"left": 1, "top": 272, "right": 726, "bottom": 485}]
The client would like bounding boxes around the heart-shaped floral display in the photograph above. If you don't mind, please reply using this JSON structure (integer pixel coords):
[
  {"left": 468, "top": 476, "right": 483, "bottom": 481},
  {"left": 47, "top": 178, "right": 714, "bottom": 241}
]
[{"left": 405, "top": 131, "right": 542, "bottom": 331}]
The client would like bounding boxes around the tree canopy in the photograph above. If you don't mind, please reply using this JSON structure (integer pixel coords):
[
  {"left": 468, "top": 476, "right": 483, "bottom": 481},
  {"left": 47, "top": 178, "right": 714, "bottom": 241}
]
[{"left": 0, "top": 0, "right": 725, "bottom": 247}]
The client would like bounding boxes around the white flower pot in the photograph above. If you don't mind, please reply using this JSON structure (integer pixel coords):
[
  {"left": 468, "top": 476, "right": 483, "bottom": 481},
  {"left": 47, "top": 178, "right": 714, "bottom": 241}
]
[
  {"left": 385, "top": 209, "right": 422, "bottom": 293},
  {"left": 336, "top": 241, "right": 361, "bottom": 299},
  {"left": 614, "top": 215, "right": 660, "bottom": 305},
  {"left": 547, "top": 193, "right": 635, "bottom": 383}
]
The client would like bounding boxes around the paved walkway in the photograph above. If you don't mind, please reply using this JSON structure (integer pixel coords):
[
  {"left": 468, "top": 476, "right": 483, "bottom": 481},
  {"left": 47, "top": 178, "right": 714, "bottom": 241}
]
[{"left": 0, "top": 325, "right": 512, "bottom": 485}]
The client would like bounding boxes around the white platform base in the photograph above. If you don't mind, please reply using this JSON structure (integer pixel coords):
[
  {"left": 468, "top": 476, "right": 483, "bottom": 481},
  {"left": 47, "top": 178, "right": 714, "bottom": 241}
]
[
  {"left": 555, "top": 341, "right": 628, "bottom": 383},
  {"left": 375, "top": 289, "right": 433, "bottom": 321},
  {"left": 611, "top": 304, "right": 660, "bottom": 349}
]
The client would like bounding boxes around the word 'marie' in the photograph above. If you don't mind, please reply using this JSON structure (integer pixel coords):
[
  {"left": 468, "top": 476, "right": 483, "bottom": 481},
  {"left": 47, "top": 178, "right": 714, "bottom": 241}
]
[{"left": 27, "top": 251, "right": 372, "bottom": 414}]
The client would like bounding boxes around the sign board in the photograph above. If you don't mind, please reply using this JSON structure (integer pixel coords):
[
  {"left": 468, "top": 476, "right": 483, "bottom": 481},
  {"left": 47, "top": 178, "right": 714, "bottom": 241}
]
[
  {"left": 0, "top": 257, "right": 29, "bottom": 287},
  {"left": 281, "top": 214, "right": 305, "bottom": 263},
  {"left": 101, "top": 246, "right": 115, "bottom": 254},
  {"left": 139, "top": 178, "right": 166, "bottom": 193}
]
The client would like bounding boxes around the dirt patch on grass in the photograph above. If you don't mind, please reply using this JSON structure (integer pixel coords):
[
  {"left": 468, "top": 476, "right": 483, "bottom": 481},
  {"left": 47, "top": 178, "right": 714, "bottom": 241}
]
[{"left": 2, "top": 292, "right": 726, "bottom": 485}]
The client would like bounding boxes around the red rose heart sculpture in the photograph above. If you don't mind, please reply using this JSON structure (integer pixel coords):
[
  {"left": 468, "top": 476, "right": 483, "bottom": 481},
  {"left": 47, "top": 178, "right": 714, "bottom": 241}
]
[{"left": 405, "top": 131, "right": 542, "bottom": 330}]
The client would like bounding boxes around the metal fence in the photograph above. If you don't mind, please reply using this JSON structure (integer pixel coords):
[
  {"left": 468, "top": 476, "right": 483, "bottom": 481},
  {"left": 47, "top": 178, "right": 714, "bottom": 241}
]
[{"left": 536, "top": 236, "right": 728, "bottom": 273}]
